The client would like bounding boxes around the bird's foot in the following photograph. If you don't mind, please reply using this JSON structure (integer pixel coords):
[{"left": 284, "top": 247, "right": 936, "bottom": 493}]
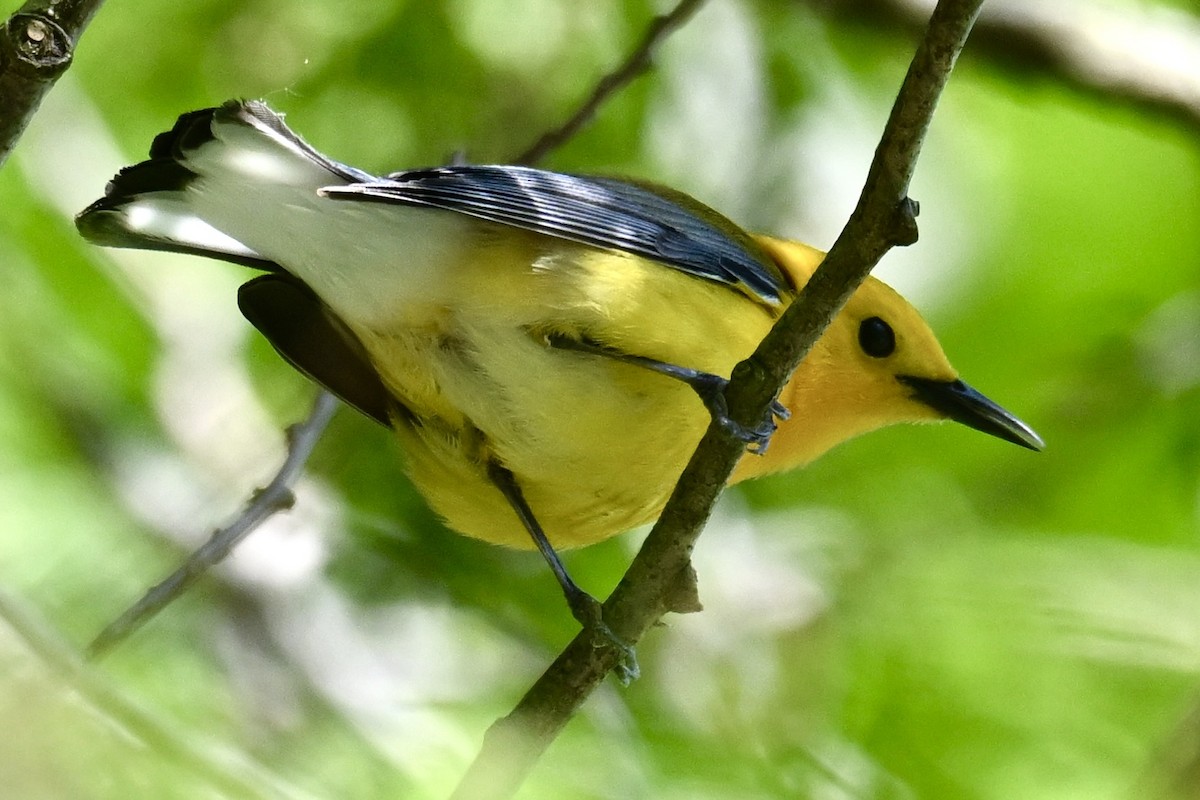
[
  {"left": 689, "top": 374, "right": 790, "bottom": 455},
  {"left": 566, "top": 588, "right": 640, "bottom": 686}
]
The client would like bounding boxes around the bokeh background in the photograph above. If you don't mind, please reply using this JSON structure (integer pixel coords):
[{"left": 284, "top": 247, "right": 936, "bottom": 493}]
[{"left": 2, "top": 0, "right": 1199, "bottom": 797}]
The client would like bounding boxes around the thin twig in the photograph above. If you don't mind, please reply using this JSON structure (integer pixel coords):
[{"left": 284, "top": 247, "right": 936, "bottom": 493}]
[
  {"left": 0, "top": 0, "right": 106, "bottom": 168},
  {"left": 0, "top": 585, "right": 318, "bottom": 799},
  {"left": 511, "top": 0, "right": 708, "bottom": 165},
  {"left": 450, "top": 0, "right": 984, "bottom": 796},
  {"left": 86, "top": 390, "right": 340, "bottom": 659}
]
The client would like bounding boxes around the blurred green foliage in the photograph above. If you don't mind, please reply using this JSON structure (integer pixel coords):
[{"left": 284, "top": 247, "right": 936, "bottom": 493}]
[{"left": 1, "top": 0, "right": 1199, "bottom": 798}]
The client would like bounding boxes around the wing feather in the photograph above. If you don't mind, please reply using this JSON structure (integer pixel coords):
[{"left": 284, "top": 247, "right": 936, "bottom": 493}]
[{"left": 320, "top": 165, "right": 788, "bottom": 306}]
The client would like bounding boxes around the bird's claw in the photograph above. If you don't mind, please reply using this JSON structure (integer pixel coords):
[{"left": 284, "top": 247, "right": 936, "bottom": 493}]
[
  {"left": 566, "top": 589, "right": 640, "bottom": 685},
  {"left": 694, "top": 374, "right": 788, "bottom": 455},
  {"left": 592, "top": 621, "right": 640, "bottom": 685}
]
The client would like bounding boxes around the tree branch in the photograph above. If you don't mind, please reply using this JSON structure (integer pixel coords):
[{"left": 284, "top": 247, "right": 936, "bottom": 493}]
[
  {"left": 85, "top": 390, "right": 340, "bottom": 658},
  {"left": 512, "top": 0, "right": 707, "bottom": 165},
  {"left": 0, "top": 0, "right": 105, "bottom": 168},
  {"left": 450, "top": 0, "right": 984, "bottom": 797}
]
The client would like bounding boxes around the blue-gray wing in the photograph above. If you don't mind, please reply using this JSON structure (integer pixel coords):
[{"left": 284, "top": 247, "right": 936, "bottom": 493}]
[{"left": 320, "top": 165, "right": 788, "bottom": 307}]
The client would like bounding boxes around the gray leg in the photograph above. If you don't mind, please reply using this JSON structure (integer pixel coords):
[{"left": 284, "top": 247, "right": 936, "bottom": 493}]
[
  {"left": 544, "top": 333, "right": 789, "bottom": 453},
  {"left": 486, "top": 460, "right": 640, "bottom": 684}
]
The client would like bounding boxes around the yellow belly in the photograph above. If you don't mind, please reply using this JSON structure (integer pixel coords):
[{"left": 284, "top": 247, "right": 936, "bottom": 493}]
[
  {"left": 374, "top": 324, "right": 712, "bottom": 549},
  {"left": 348, "top": 241, "right": 776, "bottom": 550}
]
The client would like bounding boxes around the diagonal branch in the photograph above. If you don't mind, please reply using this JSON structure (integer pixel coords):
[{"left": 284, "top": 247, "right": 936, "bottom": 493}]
[
  {"left": 0, "top": 0, "right": 106, "bottom": 168},
  {"left": 512, "top": 0, "right": 707, "bottom": 165},
  {"left": 449, "top": 0, "right": 985, "bottom": 797},
  {"left": 86, "top": 390, "right": 340, "bottom": 658}
]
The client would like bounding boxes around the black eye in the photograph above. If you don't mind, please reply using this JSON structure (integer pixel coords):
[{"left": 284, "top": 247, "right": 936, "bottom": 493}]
[{"left": 858, "top": 317, "right": 896, "bottom": 358}]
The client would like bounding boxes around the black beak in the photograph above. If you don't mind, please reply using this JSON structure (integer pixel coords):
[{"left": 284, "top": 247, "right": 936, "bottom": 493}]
[{"left": 899, "top": 376, "right": 1044, "bottom": 451}]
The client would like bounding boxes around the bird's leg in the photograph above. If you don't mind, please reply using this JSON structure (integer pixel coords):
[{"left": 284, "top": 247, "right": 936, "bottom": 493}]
[
  {"left": 544, "top": 333, "right": 789, "bottom": 454},
  {"left": 486, "top": 460, "right": 640, "bottom": 684}
]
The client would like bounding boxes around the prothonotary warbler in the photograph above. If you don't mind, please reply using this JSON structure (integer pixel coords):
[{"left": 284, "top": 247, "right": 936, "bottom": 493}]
[{"left": 77, "top": 100, "right": 1042, "bottom": 655}]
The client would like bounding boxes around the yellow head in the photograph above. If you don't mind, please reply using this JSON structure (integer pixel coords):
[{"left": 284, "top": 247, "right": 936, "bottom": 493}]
[{"left": 733, "top": 237, "right": 1042, "bottom": 482}]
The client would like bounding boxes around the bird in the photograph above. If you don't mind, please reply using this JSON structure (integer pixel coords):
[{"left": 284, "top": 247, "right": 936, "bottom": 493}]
[{"left": 76, "top": 100, "right": 1042, "bottom": 664}]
